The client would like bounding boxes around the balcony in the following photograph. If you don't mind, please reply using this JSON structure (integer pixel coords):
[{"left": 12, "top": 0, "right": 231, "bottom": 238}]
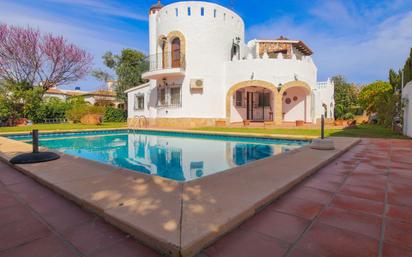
[{"left": 142, "top": 51, "right": 186, "bottom": 80}]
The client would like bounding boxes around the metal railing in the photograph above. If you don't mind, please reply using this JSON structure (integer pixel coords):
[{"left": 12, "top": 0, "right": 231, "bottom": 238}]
[{"left": 145, "top": 51, "right": 186, "bottom": 72}]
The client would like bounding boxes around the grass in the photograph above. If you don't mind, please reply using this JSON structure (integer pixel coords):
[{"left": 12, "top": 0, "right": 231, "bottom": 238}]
[
  {"left": 192, "top": 124, "right": 409, "bottom": 139},
  {"left": 0, "top": 122, "right": 127, "bottom": 134}
]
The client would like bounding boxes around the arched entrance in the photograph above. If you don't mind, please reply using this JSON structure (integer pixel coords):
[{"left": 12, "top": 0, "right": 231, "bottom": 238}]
[
  {"left": 226, "top": 80, "right": 279, "bottom": 123},
  {"left": 279, "top": 81, "right": 312, "bottom": 123}
]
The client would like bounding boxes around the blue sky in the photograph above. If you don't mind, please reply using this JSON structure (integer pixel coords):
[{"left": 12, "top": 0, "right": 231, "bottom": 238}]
[{"left": 1, "top": 0, "right": 412, "bottom": 91}]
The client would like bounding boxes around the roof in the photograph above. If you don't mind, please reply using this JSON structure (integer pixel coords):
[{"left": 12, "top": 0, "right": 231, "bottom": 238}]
[
  {"left": 255, "top": 37, "right": 314, "bottom": 56},
  {"left": 150, "top": 0, "right": 163, "bottom": 12},
  {"left": 45, "top": 88, "right": 84, "bottom": 97},
  {"left": 82, "top": 90, "right": 117, "bottom": 97},
  {"left": 125, "top": 82, "right": 151, "bottom": 93},
  {"left": 46, "top": 88, "right": 116, "bottom": 98}
]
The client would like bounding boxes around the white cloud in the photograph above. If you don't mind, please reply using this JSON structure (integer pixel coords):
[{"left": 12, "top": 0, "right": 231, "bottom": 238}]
[
  {"left": 43, "top": 0, "right": 147, "bottom": 21},
  {"left": 248, "top": 7, "right": 412, "bottom": 84}
]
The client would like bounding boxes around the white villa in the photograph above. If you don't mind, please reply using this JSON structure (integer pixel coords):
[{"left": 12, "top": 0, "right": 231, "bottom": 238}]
[{"left": 126, "top": 1, "right": 334, "bottom": 128}]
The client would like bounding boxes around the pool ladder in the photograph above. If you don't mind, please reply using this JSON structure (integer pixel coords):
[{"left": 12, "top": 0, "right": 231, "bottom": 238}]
[{"left": 132, "top": 115, "right": 148, "bottom": 129}]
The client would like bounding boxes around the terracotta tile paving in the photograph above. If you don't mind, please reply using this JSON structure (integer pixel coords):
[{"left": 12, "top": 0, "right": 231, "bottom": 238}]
[
  {"left": 0, "top": 163, "right": 161, "bottom": 257},
  {"left": 202, "top": 138, "right": 412, "bottom": 257},
  {"left": 1, "top": 138, "right": 412, "bottom": 257}
]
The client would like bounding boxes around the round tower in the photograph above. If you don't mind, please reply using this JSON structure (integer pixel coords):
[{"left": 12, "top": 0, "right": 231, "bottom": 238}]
[{"left": 149, "top": 0, "right": 163, "bottom": 56}]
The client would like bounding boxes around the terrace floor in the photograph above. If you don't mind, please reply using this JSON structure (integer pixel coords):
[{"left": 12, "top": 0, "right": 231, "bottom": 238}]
[{"left": 0, "top": 138, "right": 412, "bottom": 257}]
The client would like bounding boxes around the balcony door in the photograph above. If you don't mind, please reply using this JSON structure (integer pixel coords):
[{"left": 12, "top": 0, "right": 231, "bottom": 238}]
[{"left": 171, "top": 38, "right": 181, "bottom": 68}]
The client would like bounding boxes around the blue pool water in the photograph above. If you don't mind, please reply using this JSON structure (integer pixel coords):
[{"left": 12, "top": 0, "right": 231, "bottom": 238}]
[{"left": 8, "top": 130, "right": 308, "bottom": 181}]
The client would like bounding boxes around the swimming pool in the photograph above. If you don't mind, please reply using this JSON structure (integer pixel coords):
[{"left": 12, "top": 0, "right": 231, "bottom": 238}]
[{"left": 8, "top": 130, "right": 308, "bottom": 181}]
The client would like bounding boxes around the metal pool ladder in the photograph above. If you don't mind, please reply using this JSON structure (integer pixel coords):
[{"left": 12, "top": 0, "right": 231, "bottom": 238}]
[{"left": 132, "top": 115, "right": 148, "bottom": 128}]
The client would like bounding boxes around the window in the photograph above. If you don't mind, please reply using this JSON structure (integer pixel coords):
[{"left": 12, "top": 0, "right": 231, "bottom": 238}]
[
  {"left": 175, "top": 8, "right": 178, "bottom": 16},
  {"left": 171, "top": 37, "right": 181, "bottom": 68},
  {"left": 170, "top": 86, "right": 181, "bottom": 106},
  {"left": 258, "top": 92, "right": 270, "bottom": 107},
  {"left": 158, "top": 87, "right": 166, "bottom": 106},
  {"left": 235, "top": 91, "right": 242, "bottom": 107},
  {"left": 187, "top": 7, "right": 191, "bottom": 16},
  {"left": 201, "top": 7, "right": 205, "bottom": 16},
  {"left": 135, "top": 94, "right": 144, "bottom": 110},
  {"left": 214, "top": 9, "right": 217, "bottom": 18},
  {"left": 224, "top": 13, "right": 226, "bottom": 20}
]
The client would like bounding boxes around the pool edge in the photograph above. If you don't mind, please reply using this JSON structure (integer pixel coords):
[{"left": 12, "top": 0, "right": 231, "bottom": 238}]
[{"left": 0, "top": 135, "right": 360, "bottom": 257}]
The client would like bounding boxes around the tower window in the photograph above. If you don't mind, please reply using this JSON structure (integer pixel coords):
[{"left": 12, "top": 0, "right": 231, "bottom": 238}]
[
  {"left": 224, "top": 13, "right": 226, "bottom": 20},
  {"left": 188, "top": 7, "right": 191, "bottom": 16},
  {"left": 214, "top": 9, "right": 217, "bottom": 18},
  {"left": 175, "top": 8, "right": 178, "bottom": 17},
  {"left": 201, "top": 7, "right": 205, "bottom": 16}
]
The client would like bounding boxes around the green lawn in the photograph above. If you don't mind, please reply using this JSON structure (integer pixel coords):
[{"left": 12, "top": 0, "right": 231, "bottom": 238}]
[
  {"left": 0, "top": 122, "right": 127, "bottom": 133},
  {"left": 192, "top": 124, "right": 409, "bottom": 139}
]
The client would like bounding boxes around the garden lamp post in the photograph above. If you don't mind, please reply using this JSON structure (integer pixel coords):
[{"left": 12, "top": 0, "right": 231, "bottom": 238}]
[{"left": 310, "top": 115, "right": 335, "bottom": 150}]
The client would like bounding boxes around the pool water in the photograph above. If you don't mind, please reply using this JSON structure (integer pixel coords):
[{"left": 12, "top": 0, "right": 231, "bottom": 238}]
[{"left": 8, "top": 130, "right": 308, "bottom": 181}]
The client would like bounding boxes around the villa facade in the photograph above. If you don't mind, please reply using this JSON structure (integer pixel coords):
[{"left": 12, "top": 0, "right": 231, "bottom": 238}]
[
  {"left": 126, "top": 1, "right": 334, "bottom": 128},
  {"left": 403, "top": 81, "right": 412, "bottom": 137}
]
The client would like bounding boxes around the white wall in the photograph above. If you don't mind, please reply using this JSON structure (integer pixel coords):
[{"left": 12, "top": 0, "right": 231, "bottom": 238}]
[
  {"left": 127, "top": 1, "right": 334, "bottom": 124},
  {"left": 155, "top": 1, "right": 244, "bottom": 119},
  {"left": 224, "top": 58, "right": 317, "bottom": 90},
  {"left": 282, "top": 87, "right": 308, "bottom": 122},
  {"left": 403, "top": 81, "right": 412, "bottom": 137},
  {"left": 313, "top": 81, "right": 335, "bottom": 121}
]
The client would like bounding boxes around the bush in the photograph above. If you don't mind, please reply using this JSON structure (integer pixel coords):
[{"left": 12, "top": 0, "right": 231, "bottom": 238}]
[
  {"left": 342, "top": 112, "right": 355, "bottom": 120},
  {"left": 65, "top": 97, "right": 106, "bottom": 123},
  {"left": 42, "top": 97, "right": 70, "bottom": 120},
  {"left": 104, "top": 107, "right": 126, "bottom": 122}
]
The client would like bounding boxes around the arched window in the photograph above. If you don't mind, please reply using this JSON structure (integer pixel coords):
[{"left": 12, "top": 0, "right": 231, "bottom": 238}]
[{"left": 171, "top": 37, "right": 181, "bottom": 68}]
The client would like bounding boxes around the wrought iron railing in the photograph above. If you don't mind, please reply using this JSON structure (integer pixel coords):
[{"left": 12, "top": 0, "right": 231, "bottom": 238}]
[{"left": 145, "top": 51, "right": 186, "bottom": 72}]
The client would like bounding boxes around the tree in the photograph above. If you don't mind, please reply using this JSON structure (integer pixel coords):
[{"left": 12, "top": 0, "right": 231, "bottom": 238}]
[
  {"left": 91, "top": 69, "right": 113, "bottom": 89},
  {"left": 389, "top": 69, "right": 402, "bottom": 93},
  {"left": 0, "top": 80, "right": 44, "bottom": 123},
  {"left": 359, "top": 81, "right": 392, "bottom": 113},
  {"left": 0, "top": 24, "right": 92, "bottom": 90},
  {"left": 403, "top": 48, "right": 412, "bottom": 87},
  {"left": 101, "top": 49, "right": 148, "bottom": 108},
  {"left": 332, "top": 75, "right": 359, "bottom": 119}
]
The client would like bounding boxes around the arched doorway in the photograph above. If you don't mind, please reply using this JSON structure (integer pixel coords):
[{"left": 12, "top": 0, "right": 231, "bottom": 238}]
[
  {"left": 279, "top": 81, "right": 311, "bottom": 123},
  {"left": 171, "top": 38, "right": 181, "bottom": 68},
  {"left": 226, "top": 80, "right": 279, "bottom": 123}
]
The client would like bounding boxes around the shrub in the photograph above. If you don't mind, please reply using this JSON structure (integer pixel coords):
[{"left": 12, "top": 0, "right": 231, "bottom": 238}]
[
  {"left": 66, "top": 101, "right": 106, "bottom": 123},
  {"left": 104, "top": 107, "right": 126, "bottom": 122},
  {"left": 42, "top": 97, "right": 70, "bottom": 120},
  {"left": 342, "top": 112, "right": 355, "bottom": 120}
]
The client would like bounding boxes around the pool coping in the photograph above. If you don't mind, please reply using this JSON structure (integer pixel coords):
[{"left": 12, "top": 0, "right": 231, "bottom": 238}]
[
  {"left": 0, "top": 132, "right": 360, "bottom": 257},
  {"left": 1, "top": 127, "right": 317, "bottom": 143}
]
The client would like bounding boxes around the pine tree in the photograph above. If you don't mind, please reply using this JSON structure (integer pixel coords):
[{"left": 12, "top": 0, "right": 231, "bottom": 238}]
[{"left": 403, "top": 48, "right": 412, "bottom": 87}]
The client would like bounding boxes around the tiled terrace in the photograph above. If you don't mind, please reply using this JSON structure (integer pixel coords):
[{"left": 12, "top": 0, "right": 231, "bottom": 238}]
[{"left": 0, "top": 138, "right": 412, "bottom": 257}]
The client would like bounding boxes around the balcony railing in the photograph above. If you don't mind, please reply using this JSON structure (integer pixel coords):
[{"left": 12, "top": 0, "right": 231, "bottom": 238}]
[{"left": 145, "top": 51, "right": 186, "bottom": 72}]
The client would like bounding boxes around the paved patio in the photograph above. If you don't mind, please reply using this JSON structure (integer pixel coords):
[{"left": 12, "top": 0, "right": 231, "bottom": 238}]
[{"left": 1, "top": 138, "right": 412, "bottom": 257}]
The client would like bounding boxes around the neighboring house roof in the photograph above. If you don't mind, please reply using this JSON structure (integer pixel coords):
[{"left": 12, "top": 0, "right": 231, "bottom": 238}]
[
  {"left": 45, "top": 88, "right": 84, "bottom": 97},
  {"left": 45, "top": 88, "right": 117, "bottom": 98},
  {"left": 82, "top": 90, "right": 117, "bottom": 97}
]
